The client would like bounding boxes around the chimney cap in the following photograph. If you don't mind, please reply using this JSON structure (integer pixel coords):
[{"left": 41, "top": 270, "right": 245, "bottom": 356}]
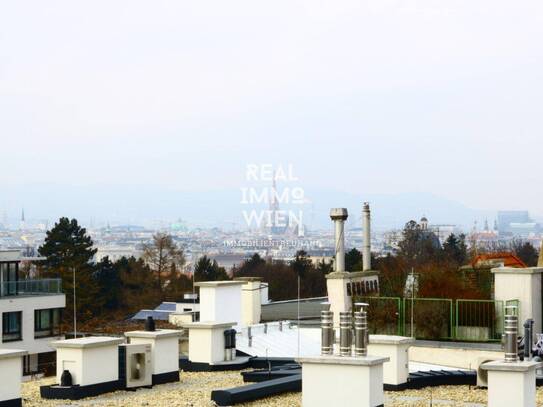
[{"left": 330, "top": 208, "right": 348, "bottom": 220}]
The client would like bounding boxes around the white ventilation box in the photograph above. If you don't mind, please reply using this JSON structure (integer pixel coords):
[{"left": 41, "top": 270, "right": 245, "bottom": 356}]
[
  {"left": 0, "top": 349, "right": 27, "bottom": 405},
  {"left": 119, "top": 344, "right": 152, "bottom": 389}
]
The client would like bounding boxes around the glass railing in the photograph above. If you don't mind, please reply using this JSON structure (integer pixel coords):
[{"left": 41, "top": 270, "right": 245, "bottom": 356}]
[{"left": 0, "top": 279, "right": 62, "bottom": 297}]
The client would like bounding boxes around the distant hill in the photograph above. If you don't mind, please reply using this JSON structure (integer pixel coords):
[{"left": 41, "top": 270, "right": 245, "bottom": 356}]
[{"left": 0, "top": 183, "right": 496, "bottom": 231}]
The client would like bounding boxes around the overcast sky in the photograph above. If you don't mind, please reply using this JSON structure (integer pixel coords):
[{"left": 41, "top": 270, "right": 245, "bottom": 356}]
[{"left": 1, "top": 0, "right": 542, "bottom": 218}]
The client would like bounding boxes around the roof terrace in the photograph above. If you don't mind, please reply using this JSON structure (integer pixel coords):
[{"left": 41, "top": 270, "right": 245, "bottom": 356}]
[{"left": 0, "top": 278, "right": 62, "bottom": 298}]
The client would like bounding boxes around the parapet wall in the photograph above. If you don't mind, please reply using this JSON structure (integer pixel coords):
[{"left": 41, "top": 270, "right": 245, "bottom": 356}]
[{"left": 409, "top": 344, "right": 502, "bottom": 370}]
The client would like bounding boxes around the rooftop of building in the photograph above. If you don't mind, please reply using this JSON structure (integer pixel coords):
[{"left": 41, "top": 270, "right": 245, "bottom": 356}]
[
  {"left": 461, "top": 252, "right": 528, "bottom": 270},
  {"left": 19, "top": 371, "right": 543, "bottom": 406}
]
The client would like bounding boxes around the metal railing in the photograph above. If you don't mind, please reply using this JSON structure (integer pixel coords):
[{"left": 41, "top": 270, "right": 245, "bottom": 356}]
[
  {"left": 356, "top": 297, "right": 402, "bottom": 336},
  {"left": 404, "top": 298, "right": 454, "bottom": 340},
  {"left": 0, "top": 279, "right": 62, "bottom": 297},
  {"left": 352, "top": 295, "right": 514, "bottom": 342},
  {"left": 455, "top": 299, "right": 503, "bottom": 342}
]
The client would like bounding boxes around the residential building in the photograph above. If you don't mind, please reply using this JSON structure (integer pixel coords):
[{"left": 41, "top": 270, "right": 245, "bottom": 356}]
[{"left": 0, "top": 250, "right": 65, "bottom": 375}]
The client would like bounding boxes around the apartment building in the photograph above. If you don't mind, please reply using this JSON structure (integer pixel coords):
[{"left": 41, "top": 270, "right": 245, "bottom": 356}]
[{"left": 0, "top": 250, "right": 65, "bottom": 375}]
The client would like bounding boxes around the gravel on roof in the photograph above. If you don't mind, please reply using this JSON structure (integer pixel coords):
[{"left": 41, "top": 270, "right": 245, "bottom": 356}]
[{"left": 20, "top": 373, "right": 543, "bottom": 406}]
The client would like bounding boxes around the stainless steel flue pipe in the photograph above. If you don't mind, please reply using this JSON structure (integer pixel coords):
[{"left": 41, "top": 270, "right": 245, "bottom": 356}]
[
  {"left": 321, "top": 310, "right": 334, "bottom": 355},
  {"left": 524, "top": 319, "right": 534, "bottom": 360},
  {"left": 356, "top": 302, "right": 370, "bottom": 352},
  {"left": 504, "top": 308, "right": 519, "bottom": 362},
  {"left": 354, "top": 310, "right": 368, "bottom": 356},
  {"left": 330, "top": 208, "right": 348, "bottom": 272},
  {"left": 362, "top": 203, "right": 371, "bottom": 272},
  {"left": 339, "top": 312, "right": 352, "bottom": 356}
]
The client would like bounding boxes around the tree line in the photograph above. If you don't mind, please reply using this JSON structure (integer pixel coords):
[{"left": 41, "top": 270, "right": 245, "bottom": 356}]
[
  {"left": 35, "top": 217, "right": 540, "bottom": 328},
  {"left": 36, "top": 218, "right": 232, "bottom": 329},
  {"left": 376, "top": 220, "right": 540, "bottom": 299}
]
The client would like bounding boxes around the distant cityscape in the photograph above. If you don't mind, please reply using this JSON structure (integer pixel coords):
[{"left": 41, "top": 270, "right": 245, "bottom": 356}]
[{"left": 1, "top": 208, "right": 541, "bottom": 273}]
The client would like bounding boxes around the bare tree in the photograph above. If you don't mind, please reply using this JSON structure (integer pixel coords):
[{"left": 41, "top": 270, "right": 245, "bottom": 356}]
[{"left": 142, "top": 233, "right": 185, "bottom": 294}]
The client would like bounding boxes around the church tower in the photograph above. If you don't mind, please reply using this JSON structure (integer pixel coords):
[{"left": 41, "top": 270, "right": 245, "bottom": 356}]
[
  {"left": 420, "top": 216, "right": 428, "bottom": 231},
  {"left": 20, "top": 208, "right": 25, "bottom": 230}
]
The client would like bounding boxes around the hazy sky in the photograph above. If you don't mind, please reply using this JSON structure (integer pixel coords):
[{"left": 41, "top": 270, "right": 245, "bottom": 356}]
[{"left": 1, "top": 1, "right": 542, "bottom": 217}]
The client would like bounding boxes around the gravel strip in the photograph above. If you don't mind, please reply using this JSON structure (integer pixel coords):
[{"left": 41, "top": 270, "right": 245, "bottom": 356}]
[
  {"left": 20, "top": 374, "right": 543, "bottom": 406},
  {"left": 21, "top": 372, "right": 244, "bottom": 407}
]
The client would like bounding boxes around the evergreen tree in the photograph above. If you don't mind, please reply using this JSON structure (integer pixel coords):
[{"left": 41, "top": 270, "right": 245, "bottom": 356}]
[
  {"left": 94, "top": 256, "right": 121, "bottom": 310},
  {"left": 291, "top": 250, "right": 312, "bottom": 278},
  {"left": 316, "top": 259, "right": 333, "bottom": 275},
  {"left": 38, "top": 217, "right": 98, "bottom": 324},
  {"left": 194, "top": 256, "right": 229, "bottom": 282},
  {"left": 245, "top": 253, "right": 266, "bottom": 271},
  {"left": 163, "top": 262, "right": 193, "bottom": 301},
  {"left": 345, "top": 248, "right": 363, "bottom": 271},
  {"left": 116, "top": 256, "right": 160, "bottom": 312},
  {"left": 398, "top": 220, "right": 442, "bottom": 266},
  {"left": 512, "top": 241, "right": 539, "bottom": 267},
  {"left": 442, "top": 233, "right": 468, "bottom": 265}
]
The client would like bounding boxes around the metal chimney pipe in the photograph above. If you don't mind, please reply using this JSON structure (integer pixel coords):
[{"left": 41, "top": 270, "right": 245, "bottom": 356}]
[
  {"left": 362, "top": 203, "right": 371, "bottom": 272},
  {"left": 524, "top": 319, "right": 534, "bottom": 360},
  {"left": 354, "top": 310, "right": 368, "bottom": 357},
  {"left": 321, "top": 310, "right": 334, "bottom": 355},
  {"left": 230, "top": 329, "right": 237, "bottom": 360},
  {"left": 145, "top": 316, "right": 156, "bottom": 332},
  {"left": 330, "top": 208, "right": 348, "bottom": 272},
  {"left": 504, "top": 310, "right": 518, "bottom": 362},
  {"left": 224, "top": 329, "right": 232, "bottom": 361},
  {"left": 339, "top": 312, "right": 352, "bottom": 356},
  {"left": 356, "top": 302, "right": 370, "bottom": 350}
]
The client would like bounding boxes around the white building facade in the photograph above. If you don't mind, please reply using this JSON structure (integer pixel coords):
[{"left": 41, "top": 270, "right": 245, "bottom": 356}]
[{"left": 0, "top": 250, "right": 66, "bottom": 375}]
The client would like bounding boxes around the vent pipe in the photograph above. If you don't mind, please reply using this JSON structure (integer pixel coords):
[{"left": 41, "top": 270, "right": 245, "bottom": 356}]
[
  {"left": 145, "top": 316, "right": 156, "bottom": 332},
  {"left": 60, "top": 370, "right": 73, "bottom": 387},
  {"left": 224, "top": 330, "right": 232, "bottom": 361},
  {"left": 321, "top": 310, "right": 334, "bottom": 355},
  {"left": 354, "top": 311, "right": 367, "bottom": 356},
  {"left": 339, "top": 312, "right": 352, "bottom": 356},
  {"left": 330, "top": 208, "right": 348, "bottom": 272},
  {"left": 362, "top": 203, "right": 371, "bottom": 272},
  {"left": 354, "top": 309, "right": 368, "bottom": 357},
  {"left": 230, "top": 329, "right": 237, "bottom": 360},
  {"left": 504, "top": 307, "right": 518, "bottom": 362},
  {"left": 524, "top": 319, "right": 534, "bottom": 360}
]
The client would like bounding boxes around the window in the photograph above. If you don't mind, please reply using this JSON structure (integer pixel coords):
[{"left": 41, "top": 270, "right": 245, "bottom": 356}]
[
  {"left": 2, "top": 311, "right": 22, "bottom": 342},
  {"left": 35, "top": 309, "right": 61, "bottom": 338},
  {"left": 0, "top": 262, "right": 18, "bottom": 296}
]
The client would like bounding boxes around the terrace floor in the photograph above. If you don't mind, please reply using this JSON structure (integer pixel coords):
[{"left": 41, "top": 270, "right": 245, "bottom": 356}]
[{"left": 19, "top": 371, "right": 543, "bottom": 406}]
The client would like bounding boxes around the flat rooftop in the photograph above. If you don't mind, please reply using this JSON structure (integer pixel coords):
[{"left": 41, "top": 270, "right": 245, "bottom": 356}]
[{"left": 19, "top": 371, "right": 543, "bottom": 406}]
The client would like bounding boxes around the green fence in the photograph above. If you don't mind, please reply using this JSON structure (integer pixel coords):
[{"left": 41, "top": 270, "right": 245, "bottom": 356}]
[
  {"left": 353, "top": 296, "right": 519, "bottom": 342},
  {"left": 455, "top": 300, "right": 503, "bottom": 342},
  {"left": 356, "top": 297, "right": 401, "bottom": 335},
  {"left": 403, "top": 298, "right": 453, "bottom": 340}
]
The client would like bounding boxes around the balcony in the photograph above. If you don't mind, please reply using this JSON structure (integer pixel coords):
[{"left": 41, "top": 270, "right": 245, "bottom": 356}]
[{"left": 0, "top": 279, "right": 63, "bottom": 298}]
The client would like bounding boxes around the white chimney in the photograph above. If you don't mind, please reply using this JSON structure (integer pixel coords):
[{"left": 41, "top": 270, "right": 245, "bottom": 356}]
[
  {"left": 330, "top": 208, "right": 348, "bottom": 272},
  {"left": 362, "top": 202, "right": 371, "bottom": 271}
]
